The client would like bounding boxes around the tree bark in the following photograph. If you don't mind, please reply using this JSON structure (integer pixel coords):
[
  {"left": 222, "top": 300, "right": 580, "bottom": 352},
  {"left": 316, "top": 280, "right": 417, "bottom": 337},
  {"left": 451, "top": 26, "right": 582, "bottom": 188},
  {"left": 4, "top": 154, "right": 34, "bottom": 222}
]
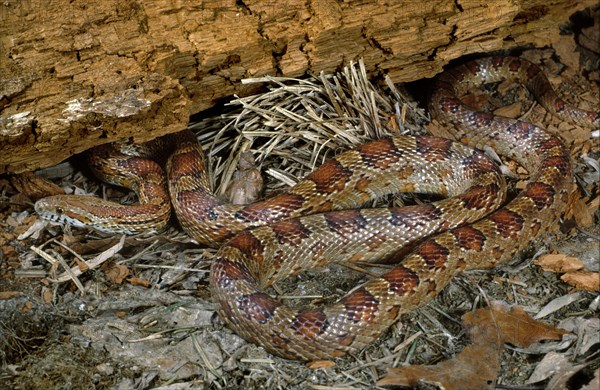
[{"left": 0, "top": 0, "right": 595, "bottom": 173}]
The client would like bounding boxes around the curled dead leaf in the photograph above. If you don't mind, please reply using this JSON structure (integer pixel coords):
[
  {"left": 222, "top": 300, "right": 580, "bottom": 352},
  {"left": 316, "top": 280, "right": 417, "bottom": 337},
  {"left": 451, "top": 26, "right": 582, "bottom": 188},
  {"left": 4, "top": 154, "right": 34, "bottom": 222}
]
[
  {"left": 378, "top": 303, "right": 570, "bottom": 389},
  {"left": 571, "top": 196, "right": 593, "bottom": 228},
  {"left": 560, "top": 271, "right": 600, "bottom": 291},
  {"left": 42, "top": 287, "right": 53, "bottom": 304},
  {"left": 465, "top": 304, "right": 569, "bottom": 347},
  {"left": 101, "top": 262, "right": 130, "bottom": 284},
  {"left": 74, "top": 257, "right": 90, "bottom": 272},
  {"left": 127, "top": 277, "right": 152, "bottom": 287},
  {"left": 535, "top": 254, "right": 598, "bottom": 291},
  {"left": 535, "top": 254, "right": 584, "bottom": 273},
  {"left": 306, "top": 360, "right": 336, "bottom": 369},
  {"left": 0, "top": 291, "right": 21, "bottom": 300},
  {"left": 20, "top": 301, "right": 33, "bottom": 313},
  {"left": 10, "top": 172, "right": 65, "bottom": 200}
]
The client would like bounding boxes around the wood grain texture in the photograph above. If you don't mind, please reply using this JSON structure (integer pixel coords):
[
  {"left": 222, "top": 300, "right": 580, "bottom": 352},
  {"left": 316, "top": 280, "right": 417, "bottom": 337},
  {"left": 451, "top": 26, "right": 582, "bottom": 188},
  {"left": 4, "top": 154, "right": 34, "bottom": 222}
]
[{"left": 0, "top": 0, "right": 595, "bottom": 173}]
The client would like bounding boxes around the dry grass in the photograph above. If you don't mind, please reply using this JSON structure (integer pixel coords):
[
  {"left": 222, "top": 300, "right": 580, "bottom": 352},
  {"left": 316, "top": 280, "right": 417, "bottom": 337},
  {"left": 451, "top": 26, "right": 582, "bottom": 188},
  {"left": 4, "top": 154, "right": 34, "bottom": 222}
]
[{"left": 192, "top": 59, "right": 428, "bottom": 198}]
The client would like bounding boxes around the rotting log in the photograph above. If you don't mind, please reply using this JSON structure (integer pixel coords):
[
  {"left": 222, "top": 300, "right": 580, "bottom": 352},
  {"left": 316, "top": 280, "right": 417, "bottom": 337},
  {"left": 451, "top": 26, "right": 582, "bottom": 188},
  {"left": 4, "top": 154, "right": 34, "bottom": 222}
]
[{"left": 0, "top": 0, "right": 596, "bottom": 174}]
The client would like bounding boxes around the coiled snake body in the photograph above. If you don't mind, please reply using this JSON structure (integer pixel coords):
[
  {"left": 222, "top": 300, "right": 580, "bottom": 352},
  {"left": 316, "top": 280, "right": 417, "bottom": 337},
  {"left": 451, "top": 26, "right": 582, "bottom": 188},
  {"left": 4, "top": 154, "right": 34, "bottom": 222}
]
[{"left": 35, "top": 57, "right": 599, "bottom": 360}]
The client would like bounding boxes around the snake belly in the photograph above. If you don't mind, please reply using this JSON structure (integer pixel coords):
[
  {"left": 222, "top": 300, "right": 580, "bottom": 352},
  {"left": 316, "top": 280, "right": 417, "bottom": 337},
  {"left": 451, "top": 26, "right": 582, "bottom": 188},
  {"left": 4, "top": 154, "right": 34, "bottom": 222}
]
[{"left": 35, "top": 56, "right": 598, "bottom": 361}]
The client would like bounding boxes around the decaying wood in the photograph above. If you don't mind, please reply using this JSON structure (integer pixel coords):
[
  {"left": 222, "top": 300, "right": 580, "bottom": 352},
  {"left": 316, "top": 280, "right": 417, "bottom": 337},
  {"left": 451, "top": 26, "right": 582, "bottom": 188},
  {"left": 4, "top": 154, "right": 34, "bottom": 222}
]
[{"left": 0, "top": 0, "right": 595, "bottom": 174}]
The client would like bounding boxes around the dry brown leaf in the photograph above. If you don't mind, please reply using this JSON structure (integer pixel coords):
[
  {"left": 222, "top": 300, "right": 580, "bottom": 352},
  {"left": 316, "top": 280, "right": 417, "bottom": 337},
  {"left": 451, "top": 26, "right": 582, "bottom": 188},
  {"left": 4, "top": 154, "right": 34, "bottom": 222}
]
[
  {"left": 535, "top": 254, "right": 584, "bottom": 273},
  {"left": 426, "top": 119, "right": 454, "bottom": 139},
  {"left": 385, "top": 112, "right": 401, "bottom": 133},
  {"left": 562, "top": 123, "right": 594, "bottom": 147},
  {"left": 68, "top": 237, "right": 125, "bottom": 256},
  {"left": 0, "top": 291, "right": 20, "bottom": 300},
  {"left": 10, "top": 172, "right": 65, "bottom": 200},
  {"left": 7, "top": 192, "right": 31, "bottom": 209},
  {"left": 463, "top": 304, "right": 568, "bottom": 348},
  {"left": 378, "top": 304, "right": 569, "bottom": 389},
  {"left": 306, "top": 360, "right": 336, "bottom": 369},
  {"left": 126, "top": 277, "right": 152, "bottom": 287},
  {"left": 377, "top": 344, "right": 500, "bottom": 390},
  {"left": 552, "top": 32, "right": 582, "bottom": 72},
  {"left": 101, "top": 262, "right": 130, "bottom": 284},
  {"left": 1, "top": 245, "right": 15, "bottom": 260},
  {"left": 378, "top": 339, "right": 500, "bottom": 389},
  {"left": 564, "top": 188, "right": 582, "bottom": 222},
  {"left": 571, "top": 196, "right": 593, "bottom": 228},
  {"left": 42, "top": 287, "right": 53, "bottom": 304},
  {"left": 52, "top": 236, "right": 126, "bottom": 283},
  {"left": 379, "top": 315, "right": 501, "bottom": 389},
  {"left": 74, "top": 257, "right": 90, "bottom": 272},
  {"left": 560, "top": 271, "right": 600, "bottom": 292},
  {"left": 20, "top": 301, "right": 33, "bottom": 313},
  {"left": 534, "top": 254, "right": 598, "bottom": 291}
]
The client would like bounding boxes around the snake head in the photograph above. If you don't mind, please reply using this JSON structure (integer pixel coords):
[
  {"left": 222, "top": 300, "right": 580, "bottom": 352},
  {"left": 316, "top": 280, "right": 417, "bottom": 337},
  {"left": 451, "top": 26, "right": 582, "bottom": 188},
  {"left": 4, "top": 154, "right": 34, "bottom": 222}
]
[
  {"left": 34, "top": 195, "right": 93, "bottom": 229},
  {"left": 34, "top": 194, "right": 169, "bottom": 235}
]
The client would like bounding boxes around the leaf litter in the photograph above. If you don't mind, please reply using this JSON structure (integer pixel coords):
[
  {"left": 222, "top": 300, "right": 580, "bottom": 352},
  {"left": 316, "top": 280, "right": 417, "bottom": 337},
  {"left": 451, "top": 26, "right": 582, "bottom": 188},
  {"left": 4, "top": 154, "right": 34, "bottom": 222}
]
[{"left": 378, "top": 303, "right": 569, "bottom": 389}]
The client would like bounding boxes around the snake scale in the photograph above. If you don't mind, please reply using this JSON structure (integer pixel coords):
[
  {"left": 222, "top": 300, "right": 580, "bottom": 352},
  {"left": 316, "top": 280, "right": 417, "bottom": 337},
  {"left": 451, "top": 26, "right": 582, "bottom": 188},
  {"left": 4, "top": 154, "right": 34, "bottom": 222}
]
[{"left": 35, "top": 56, "right": 599, "bottom": 361}]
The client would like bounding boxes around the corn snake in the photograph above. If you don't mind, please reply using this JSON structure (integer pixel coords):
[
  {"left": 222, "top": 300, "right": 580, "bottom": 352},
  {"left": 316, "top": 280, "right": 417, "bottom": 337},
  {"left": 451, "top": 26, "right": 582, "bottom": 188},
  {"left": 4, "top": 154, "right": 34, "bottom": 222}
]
[{"left": 35, "top": 56, "right": 599, "bottom": 360}]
